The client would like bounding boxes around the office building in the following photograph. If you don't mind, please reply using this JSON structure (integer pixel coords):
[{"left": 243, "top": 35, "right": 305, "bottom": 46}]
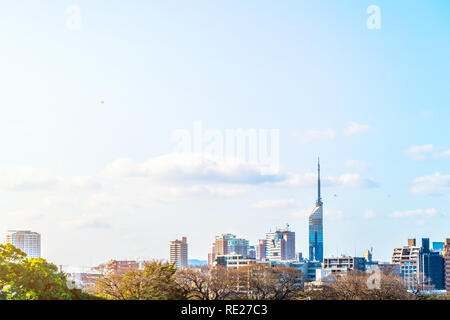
[
  {"left": 208, "top": 243, "right": 216, "bottom": 266},
  {"left": 170, "top": 237, "right": 188, "bottom": 268},
  {"left": 419, "top": 238, "right": 445, "bottom": 290},
  {"left": 266, "top": 226, "right": 295, "bottom": 262},
  {"left": 392, "top": 238, "right": 445, "bottom": 291},
  {"left": 392, "top": 239, "right": 421, "bottom": 290},
  {"left": 322, "top": 256, "right": 366, "bottom": 277},
  {"left": 107, "top": 260, "right": 138, "bottom": 273},
  {"left": 248, "top": 245, "right": 256, "bottom": 259},
  {"left": 215, "top": 254, "right": 258, "bottom": 269},
  {"left": 444, "top": 239, "right": 450, "bottom": 293},
  {"left": 6, "top": 230, "right": 41, "bottom": 258},
  {"left": 256, "top": 239, "right": 267, "bottom": 261},
  {"left": 209, "top": 234, "right": 249, "bottom": 265},
  {"left": 309, "top": 159, "right": 324, "bottom": 262},
  {"left": 433, "top": 242, "right": 445, "bottom": 253}
]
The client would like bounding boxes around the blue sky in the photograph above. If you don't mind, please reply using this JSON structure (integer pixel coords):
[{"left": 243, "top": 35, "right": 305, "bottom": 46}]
[{"left": 0, "top": 1, "right": 449, "bottom": 266}]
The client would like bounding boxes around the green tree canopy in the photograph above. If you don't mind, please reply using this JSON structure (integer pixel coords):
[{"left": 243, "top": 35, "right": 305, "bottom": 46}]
[{"left": 0, "top": 243, "right": 95, "bottom": 300}]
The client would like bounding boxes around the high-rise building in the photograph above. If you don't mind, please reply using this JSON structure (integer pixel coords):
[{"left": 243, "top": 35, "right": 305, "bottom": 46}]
[
  {"left": 392, "top": 238, "right": 421, "bottom": 290},
  {"left": 214, "top": 234, "right": 249, "bottom": 256},
  {"left": 248, "top": 245, "right": 256, "bottom": 259},
  {"left": 408, "top": 238, "right": 417, "bottom": 247},
  {"left": 433, "top": 242, "right": 445, "bottom": 253},
  {"left": 169, "top": 237, "right": 188, "bottom": 268},
  {"left": 208, "top": 242, "right": 216, "bottom": 266},
  {"left": 392, "top": 238, "right": 445, "bottom": 291},
  {"left": 418, "top": 238, "right": 445, "bottom": 290},
  {"left": 309, "top": 159, "right": 323, "bottom": 262},
  {"left": 266, "top": 226, "right": 295, "bottom": 262},
  {"left": 256, "top": 239, "right": 267, "bottom": 261},
  {"left": 209, "top": 234, "right": 249, "bottom": 265},
  {"left": 444, "top": 239, "right": 450, "bottom": 293},
  {"left": 6, "top": 230, "right": 41, "bottom": 258}
]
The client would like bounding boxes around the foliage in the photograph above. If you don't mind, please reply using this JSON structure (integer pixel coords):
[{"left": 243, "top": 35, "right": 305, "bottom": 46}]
[
  {"left": 307, "top": 270, "right": 414, "bottom": 300},
  {"left": 93, "top": 260, "right": 184, "bottom": 300},
  {"left": 175, "top": 266, "right": 238, "bottom": 300},
  {"left": 0, "top": 243, "right": 96, "bottom": 300}
]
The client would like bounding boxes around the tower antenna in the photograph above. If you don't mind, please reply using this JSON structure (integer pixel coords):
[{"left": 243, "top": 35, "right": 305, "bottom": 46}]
[{"left": 317, "top": 157, "right": 322, "bottom": 206}]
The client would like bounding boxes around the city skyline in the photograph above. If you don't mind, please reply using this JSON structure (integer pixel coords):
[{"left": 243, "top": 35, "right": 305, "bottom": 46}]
[{"left": 0, "top": 1, "right": 449, "bottom": 267}]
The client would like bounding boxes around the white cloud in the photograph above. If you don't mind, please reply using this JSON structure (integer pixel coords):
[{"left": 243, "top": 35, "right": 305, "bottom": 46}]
[
  {"left": 0, "top": 165, "right": 101, "bottom": 191},
  {"left": 346, "top": 160, "right": 371, "bottom": 172},
  {"left": 251, "top": 199, "right": 297, "bottom": 209},
  {"left": 364, "top": 210, "right": 376, "bottom": 219},
  {"left": 60, "top": 214, "right": 111, "bottom": 229},
  {"left": 410, "top": 173, "right": 450, "bottom": 195},
  {"left": 61, "top": 176, "right": 102, "bottom": 190},
  {"left": 328, "top": 174, "right": 379, "bottom": 188},
  {"left": 405, "top": 144, "right": 450, "bottom": 160},
  {"left": 295, "top": 129, "right": 336, "bottom": 143},
  {"left": 344, "top": 122, "right": 373, "bottom": 136},
  {"left": 390, "top": 208, "right": 437, "bottom": 218},
  {"left": 273, "top": 172, "right": 379, "bottom": 189},
  {"left": 102, "top": 153, "right": 285, "bottom": 185},
  {"left": 0, "top": 165, "right": 56, "bottom": 190},
  {"left": 405, "top": 144, "right": 435, "bottom": 160}
]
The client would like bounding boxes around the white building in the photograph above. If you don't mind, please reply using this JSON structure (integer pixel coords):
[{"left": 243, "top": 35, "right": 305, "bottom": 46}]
[
  {"left": 265, "top": 226, "right": 295, "bottom": 262},
  {"left": 170, "top": 237, "right": 188, "bottom": 268},
  {"left": 6, "top": 230, "right": 41, "bottom": 258}
]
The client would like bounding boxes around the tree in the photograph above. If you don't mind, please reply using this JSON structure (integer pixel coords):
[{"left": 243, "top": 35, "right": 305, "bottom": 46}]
[
  {"left": 93, "top": 260, "right": 184, "bottom": 300},
  {"left": 235, "top": 265, "right": 304, "bottom": 300},
  {"left": 175, "top": 266, "right": 238, "bottom": 300},
  {"left": 0, "top": 243, "right": 91, "bottom": 300},
  {"left": 175, "top": 264, "right": 304, "bottom": 300},
  {"left": 308, "top": 270, "right": 413, "bottom": 300}
]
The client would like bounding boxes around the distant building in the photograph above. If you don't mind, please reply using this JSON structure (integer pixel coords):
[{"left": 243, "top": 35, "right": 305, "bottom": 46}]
[
  {"left": 392, "top": 238, "right": 445, "bottom": 291},
  {"left": 107, "top": 260, "right": 138, "bottom": 273},
  {"left": 364, "top": 249, "right": 373, "bottom": 263},
  {"left": 288, "top": 260, "right": 321, "bottom": 282},
  {"left": 208, "top": 242, "right": 216, "bottom": 266},
  {"left": 309, "top": 159, "right": 324, "bottom": 263},
  {"left": 378, "top": 263, "right": 401, "bottom": 275},
  {"left": 266, "top": 226, "right": 295, "bottom": 262},
  {"left": 209, "top": 234, "right": 249, "bottom": 265},
  {"left": 444, "top": 239, "right": 450, "bottom": 293},
  {"left": 256, "top": 239, "right": 267, "bottom": 261},
  {"left": 322, "top": 256, "right": 366, "bottom": 277},
  {"left": 216, "top": 234, "right": 249, "bottom": 256},
  {"left": 392, "top": 239, "right": 421, "bottom": 290},
  {"left": 419, "top": 238, "right": 445, "bottom": 290},
  {"left": 66, "top": 272, "right": 103, "bottom": 289},
  {"left": 6, "top": 230, "right": 41, "bottom": 258},
  {"left": 215, "top": 254, "right": 258, "bottom": 269},
  {"left": 433, "top": 242, "right": 445, "bottom": 253},
  {"left": 170, "top": 237, "right": 188, "bottom": 268},
  {"left": 248, "top": 245, "right": 256, "bottom": 259}
]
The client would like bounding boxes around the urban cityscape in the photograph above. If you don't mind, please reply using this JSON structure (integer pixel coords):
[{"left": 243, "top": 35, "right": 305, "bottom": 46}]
[
  {"left": 0, "top": 1, "right": 449, "bottom": 310},
  {"left": 3, "top": 160, "right": 449, "bottom": 298}
]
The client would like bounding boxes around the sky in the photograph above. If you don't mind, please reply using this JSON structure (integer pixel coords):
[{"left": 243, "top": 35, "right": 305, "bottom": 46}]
[{"left": 0, "top": 0, "right": 449, "bottom": 267}]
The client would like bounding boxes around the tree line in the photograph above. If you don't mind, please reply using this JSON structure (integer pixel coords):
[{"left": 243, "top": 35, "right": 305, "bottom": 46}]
[{"left": 1, "top": 244, "right": 447, "bottom": 300}]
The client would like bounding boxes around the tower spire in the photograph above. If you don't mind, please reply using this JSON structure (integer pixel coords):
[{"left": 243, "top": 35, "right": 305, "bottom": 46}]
[{"left": 317, "top": 157, "right": 322, "bottom": 206}]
